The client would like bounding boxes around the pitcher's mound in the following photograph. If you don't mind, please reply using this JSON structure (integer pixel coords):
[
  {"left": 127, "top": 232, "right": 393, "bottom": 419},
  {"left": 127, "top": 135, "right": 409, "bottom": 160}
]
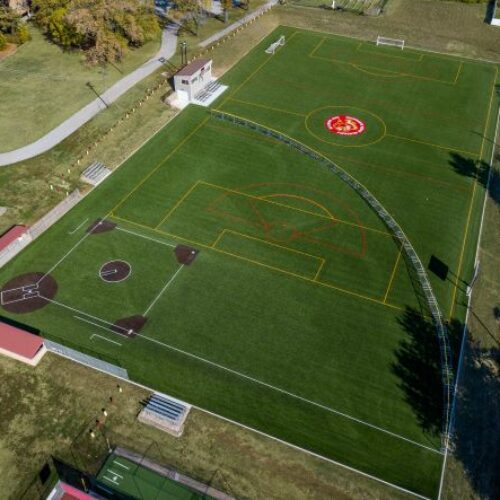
[
  {"left": 1, "top": 272, "right": 57, "bottom": 314},
  {"left": 174, "top": 245, "right": 199, "bottom": 265},
  {"left": 112, "top": 315, "right": 147, "bottom": 338}
]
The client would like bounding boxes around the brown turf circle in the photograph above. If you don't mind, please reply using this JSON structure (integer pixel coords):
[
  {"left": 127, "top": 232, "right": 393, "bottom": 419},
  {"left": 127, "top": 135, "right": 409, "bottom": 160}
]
[
  {"left": 0, "top": 272, "right": 57, "bottom": 314},
  {"left": 99, "top": 260, "right": 131, "bottom": 283}
]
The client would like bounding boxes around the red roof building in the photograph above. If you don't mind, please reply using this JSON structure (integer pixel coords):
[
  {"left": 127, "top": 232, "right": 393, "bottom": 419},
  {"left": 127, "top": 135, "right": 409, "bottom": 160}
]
[
  {"left": 0, "top": 321, "right": 45, "bottom": 365},
  {"left": 0, "top": 225, "right": 28, "bottom": 252}
]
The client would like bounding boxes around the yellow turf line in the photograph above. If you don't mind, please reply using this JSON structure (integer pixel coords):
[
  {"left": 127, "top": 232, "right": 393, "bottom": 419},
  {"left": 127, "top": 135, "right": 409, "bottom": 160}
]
[
  {"left": 453, "top": 62, "right": 464, "bottom": 85},
  {"left": 383, "top": 245, "right": 403, "bottom": 304},
  {"left": 212, "top": 228, "right": 326, "bottom": 280},
  {"left": 386, "top": 133, "right": 480, "bottom": 157},
  {"left": 447, "top": 66, "right": 499, "bottom": 320},
  {"left": 155, "top": 181, "right": 203, "bottom": 229},
  {"left": 109, "top": 214, "right": 402, "bottom": 312},
  {"left": 219, "top": 31, "right": 300, "bottom": 108},
  {"left": 307, "top": 36, "right": 326, "bottom": 59},
  {"left": 308, "top": 53, "right": 459, "bottom": 85},
  {"left": 228, "top": 97, "right": 307, "bottom": 117},
  {"left": 198, "top": 180, "right": 392, "bottom": 237},
  {"left": 109, "top": 117, "right": 210, "bottom": 216}
]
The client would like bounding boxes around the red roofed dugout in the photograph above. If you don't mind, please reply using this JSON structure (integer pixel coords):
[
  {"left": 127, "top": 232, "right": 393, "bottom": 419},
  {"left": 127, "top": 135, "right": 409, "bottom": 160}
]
[
  {"left": 0, "top": 225, "right": 28, "bottom": 252},
  {"left": 0, "top": 321, "right": 44, "bottom": 360}
]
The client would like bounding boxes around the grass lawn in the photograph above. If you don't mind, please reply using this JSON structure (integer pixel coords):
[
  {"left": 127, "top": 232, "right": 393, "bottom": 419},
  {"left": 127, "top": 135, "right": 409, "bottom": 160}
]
[
  {"left": 1, "top": 26, "right": 497, "bottom": 499},
  {"left": 0, "top": 27, "right": 161, "bottom": 153}
]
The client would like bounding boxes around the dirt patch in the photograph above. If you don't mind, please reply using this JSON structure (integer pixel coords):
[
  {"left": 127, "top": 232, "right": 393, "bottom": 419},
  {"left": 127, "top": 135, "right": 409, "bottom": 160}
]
[
  {"left": 174, "top": 245, "right": 199, "bottom": 265},
  {"left": 0, "top": 43, "right": 17, "bottom": 62},
  {"left": 0, "top": 272, "right": 57, "bottom": 314},
  {"left": 112, "top": 315, "right": 147, "bottom": 338},
  {"left": 99, "top": 260, "right": 131, "bottom": 283},
  {"left": 86, "top": 218, "right": 117, "bottom": 234}
]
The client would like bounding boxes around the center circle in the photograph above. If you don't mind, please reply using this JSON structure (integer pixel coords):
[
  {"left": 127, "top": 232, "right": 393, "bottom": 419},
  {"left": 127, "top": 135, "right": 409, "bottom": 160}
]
[
  {"left": 99, "top": 260, "right": 131, "bottom": 283},
  {"left": 305, "top": 106, "right": 386, "bottom": 147}
]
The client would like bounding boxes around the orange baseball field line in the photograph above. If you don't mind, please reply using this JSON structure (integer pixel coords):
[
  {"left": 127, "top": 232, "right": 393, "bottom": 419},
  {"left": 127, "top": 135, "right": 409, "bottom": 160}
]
[
  {"left": 227, "top": 97, "right": 307, "bottom": 117},
  {"left": 109, "top": 117, "right": 210, "bottom": 216},
  {"left": 383, "top": 245, "right": 403, "bottom": 304},
  {"left": 108, "top": 214, "right": 403, "bottom": 312},
  {"left": 212, "top": 228, "right": 326, "bottom": 280},
  {"left": 448, "top": 66, "right": 499, "bottom": 321},
  {"left": 197, "top": 180, "right": 392, "bottom": 237},
  {"left": 386, "top": 133, "right": 480, "bottom": 158},
  {"left": 454, "top": 62, "right": 464, "bottom": 85}
]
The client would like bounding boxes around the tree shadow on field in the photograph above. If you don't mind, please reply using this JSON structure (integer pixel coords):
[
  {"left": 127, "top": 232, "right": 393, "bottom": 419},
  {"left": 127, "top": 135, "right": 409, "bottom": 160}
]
[
  {"left": 392, "top": 307, "right": 461, "bottom": 436},
  {"left": 453, "top": 342, "right": 500, "bottom": 498},
  {"left": 449, "top": 153, "right": 500, "bottom": 207},
  {"left": 393, "top": 307, "right": 500, "bottom": 497}
]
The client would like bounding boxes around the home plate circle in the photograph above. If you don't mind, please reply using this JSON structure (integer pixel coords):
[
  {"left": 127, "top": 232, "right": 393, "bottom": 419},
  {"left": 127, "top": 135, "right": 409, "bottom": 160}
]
[
  {"left": 325, "top": 115, "right": 366, "bottom": 136},
  {"left": 99, "top": 260, "right": 131, "bottom": 283}
]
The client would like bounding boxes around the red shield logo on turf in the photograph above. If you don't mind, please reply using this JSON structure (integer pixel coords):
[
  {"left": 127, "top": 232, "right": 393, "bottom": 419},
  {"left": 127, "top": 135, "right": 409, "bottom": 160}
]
[{"left": 325, "top": 115, "right": 366, "bottom": 136}]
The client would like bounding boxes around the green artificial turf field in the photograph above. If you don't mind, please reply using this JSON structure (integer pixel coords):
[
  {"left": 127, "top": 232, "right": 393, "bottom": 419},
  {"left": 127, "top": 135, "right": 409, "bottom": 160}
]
[
  {"left": 96, "top": 453, "right": 206, "bottom": 499},
  {"left": 0, "top": 27, "right": 498, "bottom": 498}
]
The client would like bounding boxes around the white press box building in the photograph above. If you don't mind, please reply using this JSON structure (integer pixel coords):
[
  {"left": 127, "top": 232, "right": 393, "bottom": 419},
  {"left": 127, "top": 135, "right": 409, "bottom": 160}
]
[{"left": 170, "top": 59, "right": 227, "bottom": 109}]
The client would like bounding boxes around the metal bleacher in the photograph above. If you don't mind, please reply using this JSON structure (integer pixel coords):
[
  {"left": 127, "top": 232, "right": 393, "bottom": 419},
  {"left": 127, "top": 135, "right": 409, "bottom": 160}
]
[
  {"left": 194, "top": 80, "right": 222, "bottom": 104},
  {"left": 80, "top": 161, "right": 112, "bottom": 186},
  {"left": 144, "top": 393, "right": 188, "bottom": 426}
]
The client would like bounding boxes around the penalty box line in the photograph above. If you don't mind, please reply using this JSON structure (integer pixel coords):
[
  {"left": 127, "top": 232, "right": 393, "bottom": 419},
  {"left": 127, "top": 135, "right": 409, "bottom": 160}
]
[{"left": 41, "top": 292, "right": 441, "bottom": 455}]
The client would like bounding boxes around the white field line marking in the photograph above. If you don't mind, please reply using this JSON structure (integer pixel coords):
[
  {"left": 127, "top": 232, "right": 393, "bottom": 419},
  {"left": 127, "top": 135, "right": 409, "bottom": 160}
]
[
  {"left": 75, "top": 315, "right": 120, "bottom": 333},
  {"left": 437, "top": 107, "right": 500, "bottom": 500},
  {"left": 41, "top": 296, "right": 129, "bottom": 333},
  {"left": 108, "top": 470, "right": 123, "bottom": 479},
  {"left": 116, "top": 226, "right": 176, "bottom": 248},
  {"left": 48, "top": 292, "right": 441, "bottom": 455},
  {"left": 68, "top": 218, "right": 89, "bottom": 235},
  {"left": 90, "top": 333, "right": 122, "bottom": 347},
  {"left": 143, "top": 265, "right": 184, "bottom": 315},
  {"left": 101, "top": 269, "right": 118, "bottom": 276},
  {"left": 37, "top": 222, "right": 97, "bottom": 284},
  {"left": 1, "top": 283, "right": 36, "bottom": 294},
  {"left": 113, "top": 460, "right": 130, "bottom": 470},
  {"left": 50, "top": 352, "right": 430, "bottom": 500},
  {"left": 103, "top": 476, "right": 120, "bottom": 485},
  {"left": 44, "top": 298, "right": 441, "bottom": 454}
]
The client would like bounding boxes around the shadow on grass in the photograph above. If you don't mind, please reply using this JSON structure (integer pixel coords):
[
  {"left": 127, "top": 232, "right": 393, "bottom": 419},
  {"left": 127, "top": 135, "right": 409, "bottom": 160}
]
[
  {"left": 453, "top": 341, "right": 500, "bottom": 498},
  {"left": 392, "top": 307, "right": 461, "bottom": 436},
  {"left": 449, "top": 153, "right": 500, "bottom": 207},
  {"left": 394, "top": 307, "right": 500, "bottom": 497}
]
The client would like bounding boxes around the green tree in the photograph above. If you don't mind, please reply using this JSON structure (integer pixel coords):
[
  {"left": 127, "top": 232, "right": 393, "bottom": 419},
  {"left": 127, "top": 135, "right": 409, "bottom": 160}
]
[
  {"left": 0, "top": 31, "right": 6, "bottom": 50},
  {"left": 15, "top": 23, "right": 30, "bottom": 43}
]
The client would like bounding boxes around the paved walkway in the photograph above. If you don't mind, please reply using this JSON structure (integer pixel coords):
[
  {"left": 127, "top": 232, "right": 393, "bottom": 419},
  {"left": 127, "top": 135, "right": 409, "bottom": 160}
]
[
  {"left": 0, "top": 24, "right": 178, "bottom": 167},
  {"left": 0, "top": 1, "right": 278, "bottom": 166},
  {"left": 199, "top": 0, "right": 278, "bottom": 48}
]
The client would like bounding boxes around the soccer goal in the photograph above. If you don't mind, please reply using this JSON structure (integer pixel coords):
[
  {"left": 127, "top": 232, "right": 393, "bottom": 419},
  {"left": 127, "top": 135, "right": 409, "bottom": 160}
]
[
  {"left": 376, "top": 36, "right": 405, "bottom": 50},
  {"left": 265, "top": 35, "right": 285, "bottom": 55}
]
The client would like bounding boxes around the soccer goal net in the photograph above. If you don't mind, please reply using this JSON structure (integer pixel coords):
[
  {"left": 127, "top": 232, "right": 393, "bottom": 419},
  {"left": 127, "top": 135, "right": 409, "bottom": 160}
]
[
  {"left": 376, "top": 36, "right": 405, "bottom": 50},
  {"left": 265, "top": 35, "right": 286, "bottom": 55}
]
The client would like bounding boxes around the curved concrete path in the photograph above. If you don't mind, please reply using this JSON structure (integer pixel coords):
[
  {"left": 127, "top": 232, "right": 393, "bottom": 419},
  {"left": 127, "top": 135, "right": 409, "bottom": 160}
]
[{"left": 0, "top": 24, "right": 178, "bottom": 167}]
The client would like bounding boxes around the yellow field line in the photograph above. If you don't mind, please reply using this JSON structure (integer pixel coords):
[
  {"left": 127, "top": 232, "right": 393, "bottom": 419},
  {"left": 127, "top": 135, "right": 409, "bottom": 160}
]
[
  {"left": 228, "top": 97, "right": 307, "bottom": 117},
  {"left": 454, "top": 62, "right": 463, "bottom": 85},
  {"left": 198, "top": 180, "right": 392, "bottom": 237},
  {"left": 383, "top": 246, "right": 403, "bottom": 304},
  {"left": 110, "top": 214, "right": 402, "bottom": 311},
  {"left": 308, "top": 37, "right": 326, "bottom": 59},
  {"left": 155, "top": 181, "right": 203, "bottom": 229},
  {"left": 110, "top": 117, "right": 210, "bottom": 216},
  {"left": 313, "top": 259, "right": 326, "bottom": 281},
  {"left": 309, "top": 53, "right": 459, "bottom": 85},
  {"left": 386, "top": 133, "right": 480, "bottom": 157},
  {"left": 220, "top": 31, "right": 299, "bottom": 107},
  {"left": 215, "top": 228, "right": 325, "bottom": 264},
  {"left": 448, "top": 66, "right": 499, "bottom": 320}
]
